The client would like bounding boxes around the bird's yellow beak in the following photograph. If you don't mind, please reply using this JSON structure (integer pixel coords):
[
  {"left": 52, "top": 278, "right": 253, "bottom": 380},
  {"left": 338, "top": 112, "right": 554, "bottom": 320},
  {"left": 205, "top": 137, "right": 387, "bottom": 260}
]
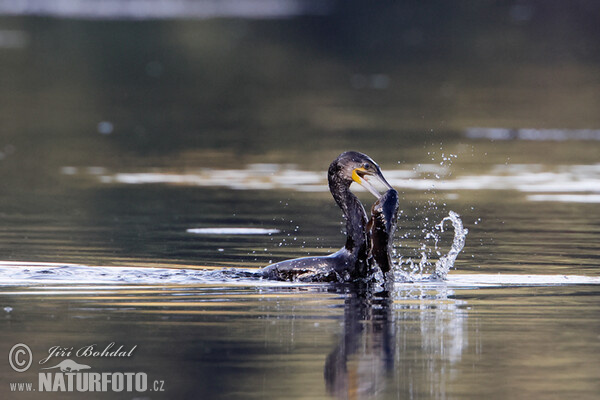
[
  {"left": 351, "top": 167, "right": 367, "bottom": 185},
  {"left": 352, "top": 167, "right": 391, "bottom": 199}
]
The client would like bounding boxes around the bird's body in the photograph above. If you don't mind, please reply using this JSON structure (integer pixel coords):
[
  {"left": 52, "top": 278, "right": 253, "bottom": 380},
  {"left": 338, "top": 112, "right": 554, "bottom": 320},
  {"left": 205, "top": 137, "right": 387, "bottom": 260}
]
[
  {"left": 367, "top": 188, "right": 399, "bottom": 275},
  {"left": 260, "top": 151, "right": 398, "bottom": 283},
  {"left": 259, "top": 249, "right": 356, "bottom": 282}
]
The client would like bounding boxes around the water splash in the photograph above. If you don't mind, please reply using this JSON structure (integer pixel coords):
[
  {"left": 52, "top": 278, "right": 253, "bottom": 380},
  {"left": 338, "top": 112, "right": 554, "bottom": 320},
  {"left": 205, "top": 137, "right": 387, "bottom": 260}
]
[
  {"left": 394, "top": 211, "right": 468, "bottom": 282},
  {"left": 430, "top": 211, "right": 468, "bottom": 280}
]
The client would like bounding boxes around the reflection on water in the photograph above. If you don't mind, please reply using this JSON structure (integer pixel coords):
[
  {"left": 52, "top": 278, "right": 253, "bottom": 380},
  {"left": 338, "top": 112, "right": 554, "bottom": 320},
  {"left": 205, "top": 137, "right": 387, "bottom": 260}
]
[
  {"left": 0, "top": 0, "right": 334, "bottom": 19},
  {"left": 324, "top": 288, "right": 394, "bottom": 399},
  {"left": 0, "top": 280, "right": 472, "bottom": 399},
  {"left": 186, "top": 227, "right": 281, "bottom": 235},
  {"left": 465, "top": 127, "right": 600, "bottom": 141},
  {"left": 325, "top": 285, "right": 467, "bottom": 400},
  {"left": 64, "top": 162, "right": 600, "bottom": 200},
  {"left": 526, "top": 194, "right": 600, "bottom": 203},
  {"left": 4, "top": 280, "right": 598, "bottom": 399}
]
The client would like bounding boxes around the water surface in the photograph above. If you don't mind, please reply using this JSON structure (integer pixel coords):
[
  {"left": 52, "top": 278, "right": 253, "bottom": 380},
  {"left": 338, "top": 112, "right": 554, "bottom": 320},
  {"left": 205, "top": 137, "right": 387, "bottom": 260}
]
[{"left": 1, "top": 5, "right": 600, "bottom": 399}]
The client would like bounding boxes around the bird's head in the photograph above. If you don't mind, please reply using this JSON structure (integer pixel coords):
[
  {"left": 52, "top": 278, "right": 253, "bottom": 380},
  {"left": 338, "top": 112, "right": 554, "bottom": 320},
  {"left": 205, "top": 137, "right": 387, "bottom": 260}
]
[{"left": 329, "top": 151, "right": 393, "bottom": 198}]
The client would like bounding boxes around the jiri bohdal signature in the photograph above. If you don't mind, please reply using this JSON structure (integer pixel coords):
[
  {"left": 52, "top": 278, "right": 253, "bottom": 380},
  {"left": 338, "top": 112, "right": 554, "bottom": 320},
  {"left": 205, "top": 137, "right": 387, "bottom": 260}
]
[{"left": 39, "top": 342, "right": 137, "bottom": 365}]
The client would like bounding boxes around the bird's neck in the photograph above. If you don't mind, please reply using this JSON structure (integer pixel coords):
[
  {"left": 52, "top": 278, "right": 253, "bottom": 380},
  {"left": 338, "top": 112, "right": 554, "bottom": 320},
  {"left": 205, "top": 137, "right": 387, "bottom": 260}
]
[{"left": 331, "top": 183, "right": 369, "bottom": 256}]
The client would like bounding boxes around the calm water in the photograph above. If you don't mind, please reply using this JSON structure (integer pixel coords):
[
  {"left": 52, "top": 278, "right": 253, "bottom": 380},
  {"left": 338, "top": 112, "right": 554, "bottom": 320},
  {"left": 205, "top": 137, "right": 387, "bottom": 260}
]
[{"left": 1, "top": 4, "right": 600, "bottom": 399}]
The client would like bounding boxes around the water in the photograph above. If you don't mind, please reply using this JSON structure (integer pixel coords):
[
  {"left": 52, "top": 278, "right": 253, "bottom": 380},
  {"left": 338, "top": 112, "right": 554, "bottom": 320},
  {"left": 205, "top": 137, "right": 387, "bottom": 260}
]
[{"left": 1, "top": 5, "right": 600, "bottom": 399}]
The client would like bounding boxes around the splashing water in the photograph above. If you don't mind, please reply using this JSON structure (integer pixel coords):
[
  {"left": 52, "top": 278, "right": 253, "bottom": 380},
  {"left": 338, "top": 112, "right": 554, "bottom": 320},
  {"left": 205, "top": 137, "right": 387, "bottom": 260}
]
[
  {"left": 431, "top": 211, "right": 468, "bottom": 280},
  {"left": 394, "top": 211, "right": 468, "bottom": 282}
]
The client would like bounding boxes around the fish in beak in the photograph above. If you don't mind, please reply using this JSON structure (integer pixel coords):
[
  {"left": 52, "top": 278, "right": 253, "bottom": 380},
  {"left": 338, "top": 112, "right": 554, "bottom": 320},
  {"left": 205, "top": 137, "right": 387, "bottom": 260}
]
[{"left": 352, "top": 166, "right": 393, "bottom": 199}]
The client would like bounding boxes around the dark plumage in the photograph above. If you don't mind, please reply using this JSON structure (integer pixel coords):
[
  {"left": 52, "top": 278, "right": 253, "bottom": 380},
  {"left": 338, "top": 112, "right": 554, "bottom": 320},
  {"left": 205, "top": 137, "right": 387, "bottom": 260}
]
[
  {"left": 367, "top": 188, "right": 399, "bottom": 275},
  {"left": 260, "top": 151, "right": 398, "bottom": 282}
]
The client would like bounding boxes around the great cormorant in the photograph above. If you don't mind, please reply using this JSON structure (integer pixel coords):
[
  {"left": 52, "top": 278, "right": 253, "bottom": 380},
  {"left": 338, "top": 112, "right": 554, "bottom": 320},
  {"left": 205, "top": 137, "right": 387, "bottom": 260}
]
[{"left": 260, "top": 151, "right": 398, "bottom": 282}]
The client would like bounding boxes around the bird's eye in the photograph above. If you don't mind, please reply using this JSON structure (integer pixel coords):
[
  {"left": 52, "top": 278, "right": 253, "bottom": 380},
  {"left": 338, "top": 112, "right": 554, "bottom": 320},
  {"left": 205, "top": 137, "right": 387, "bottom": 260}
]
[{"left": 363, "top": 163, "right": 371, "bottom": 170}]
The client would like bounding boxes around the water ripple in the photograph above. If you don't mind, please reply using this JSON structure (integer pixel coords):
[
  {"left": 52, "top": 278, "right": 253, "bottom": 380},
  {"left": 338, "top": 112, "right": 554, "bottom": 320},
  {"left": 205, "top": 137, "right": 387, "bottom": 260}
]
[{"left": 0, "top": 261, "right": 598, "bottom": 289}]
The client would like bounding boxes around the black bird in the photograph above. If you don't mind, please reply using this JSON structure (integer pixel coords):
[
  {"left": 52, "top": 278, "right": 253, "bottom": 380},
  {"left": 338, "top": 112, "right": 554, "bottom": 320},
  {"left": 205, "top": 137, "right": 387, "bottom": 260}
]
[
  {"left": 367, "top": 188, "right": 399, "bottom": 276},
  {"left": 260, "top": 151, "right": 397, "bottom": 282}
]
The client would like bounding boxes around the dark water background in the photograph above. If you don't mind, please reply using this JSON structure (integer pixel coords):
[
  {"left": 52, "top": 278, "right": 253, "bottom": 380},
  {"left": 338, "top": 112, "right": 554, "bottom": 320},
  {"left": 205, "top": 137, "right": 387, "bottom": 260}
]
[{"left": 0, "top": 2, "right": 599, "bottom": 399}]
